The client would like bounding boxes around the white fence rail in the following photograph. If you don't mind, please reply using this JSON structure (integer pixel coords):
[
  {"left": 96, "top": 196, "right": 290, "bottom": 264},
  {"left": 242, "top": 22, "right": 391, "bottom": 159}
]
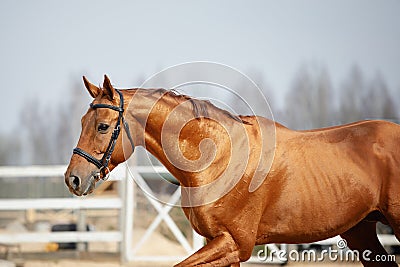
[
  {"left": 0, "top": 198, "right": 122, "bottom": 210},
  {"left": 0, "top": 164, "right": 130, "bottom": 260},
  {"left": 0, "top": 164, "right": 203, "bottom": 263}
]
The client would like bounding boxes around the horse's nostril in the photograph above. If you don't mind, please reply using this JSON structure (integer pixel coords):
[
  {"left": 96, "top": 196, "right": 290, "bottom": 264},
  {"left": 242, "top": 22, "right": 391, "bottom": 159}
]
[{"left": 69, "top": 175, "right": 81, "bottom": 190}]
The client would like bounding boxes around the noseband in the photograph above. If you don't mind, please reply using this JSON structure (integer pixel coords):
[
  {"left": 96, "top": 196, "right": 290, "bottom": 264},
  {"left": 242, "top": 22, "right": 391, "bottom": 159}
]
[{"left": 73, "top": 89, "right": 135, "bottom": 180}]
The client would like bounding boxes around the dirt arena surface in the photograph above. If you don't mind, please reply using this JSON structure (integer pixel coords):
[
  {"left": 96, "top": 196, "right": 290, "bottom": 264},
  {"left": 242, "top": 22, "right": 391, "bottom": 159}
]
[
  {"left": 3, "top": 252, "right": 365, "bottom": 267},
  {"left": 19, "top": 261, "right": 362, "bottom": 267}
]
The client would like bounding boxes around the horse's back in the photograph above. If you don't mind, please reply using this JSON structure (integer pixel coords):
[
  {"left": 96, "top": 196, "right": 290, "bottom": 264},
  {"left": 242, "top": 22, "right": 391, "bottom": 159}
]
[
  {"left": 297, "top": 120, "right": 400, "bottom": 165},
  {"left": 317, "top": 120, "right": 400, "bottom": 179},
  {"left": 296, "top": 119, "right": 400, "bottom": 193},
  {"left": 299, "top": 119, "right": 399, "bottom": 140}
]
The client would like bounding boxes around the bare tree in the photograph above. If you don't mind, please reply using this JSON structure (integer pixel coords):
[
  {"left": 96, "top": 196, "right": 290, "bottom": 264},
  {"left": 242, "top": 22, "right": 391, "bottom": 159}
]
[
  {"left": 362, "top": 73, "right": 397, "bottom": 121},
  {"left": 17, "top": 80, "right": 89, "bottom": 165},
  {"left": 4, "top": 69, "right": 397, "bottom": 166},
  {"left": 0, "top": 133, "right": 20, "bottom": 165},
  {"left": 228, "top": 69, "right": 275, "bottom": 120},
  {"left": 339, "top": 67, "right": 398, "bottom": 124},
  {"left": 53, "top": 81, "right": 89, "bottom": 164},
  {"left": 338, "top": 65, "right": 366, "bottom": 124},
  {"left": 19, "top": 98, "right": 54, "bottom": 164},
  {"left": 284, "top": 64, "right": 334, "bottom": 130}
]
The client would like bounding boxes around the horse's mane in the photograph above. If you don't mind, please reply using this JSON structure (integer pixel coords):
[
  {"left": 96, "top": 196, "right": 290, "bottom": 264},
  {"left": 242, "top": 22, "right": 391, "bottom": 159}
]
[{"left": 148, "top": 88, "right": 251, "bottom": 125}]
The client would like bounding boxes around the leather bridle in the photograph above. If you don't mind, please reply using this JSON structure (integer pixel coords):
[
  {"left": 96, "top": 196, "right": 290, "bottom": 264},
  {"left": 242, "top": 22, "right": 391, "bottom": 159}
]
[{"left": 73, "top": 89, "right": 135, "bottom": 180}]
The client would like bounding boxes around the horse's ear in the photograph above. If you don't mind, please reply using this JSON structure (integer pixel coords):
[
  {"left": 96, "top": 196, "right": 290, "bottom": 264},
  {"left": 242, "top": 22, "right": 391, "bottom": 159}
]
[
  {"left": 83, "top": 76, "right": 100, "bottom": 98},
  {"left": 103, "top": 75, "right": 116, "bottom": 100}
]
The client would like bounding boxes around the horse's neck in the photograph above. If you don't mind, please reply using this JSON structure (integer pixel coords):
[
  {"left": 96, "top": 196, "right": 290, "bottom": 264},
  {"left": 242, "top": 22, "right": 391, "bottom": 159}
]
[{"left": 127, "top": 90, "right": 208, "bottom": 185}]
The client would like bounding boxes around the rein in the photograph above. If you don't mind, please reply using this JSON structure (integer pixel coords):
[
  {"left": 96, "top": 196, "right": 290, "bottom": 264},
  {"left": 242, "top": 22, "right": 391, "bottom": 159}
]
[{"left": 73, "top": 89, "right": 135, "bottom": 180}]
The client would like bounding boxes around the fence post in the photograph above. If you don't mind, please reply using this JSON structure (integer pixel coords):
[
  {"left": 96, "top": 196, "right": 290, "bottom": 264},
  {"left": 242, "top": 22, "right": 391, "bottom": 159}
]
[
  {"left": 77, "top": 209, "right": 86, "bottom": 252},
  {"left": 121, "top": 163, "right": 134, "bottom": 262},
  {"left": 192, "top": 230, "right": 204, "bottom": 253}
]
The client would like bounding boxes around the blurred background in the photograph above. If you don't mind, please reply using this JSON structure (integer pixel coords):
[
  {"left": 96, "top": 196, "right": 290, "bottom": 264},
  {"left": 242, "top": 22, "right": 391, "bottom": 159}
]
[
  {"left": 0, "top": 1, "right": 399, "bottom": 266},
  {"left": 0, "top": 0, "right": 399, "bottom": 166}
]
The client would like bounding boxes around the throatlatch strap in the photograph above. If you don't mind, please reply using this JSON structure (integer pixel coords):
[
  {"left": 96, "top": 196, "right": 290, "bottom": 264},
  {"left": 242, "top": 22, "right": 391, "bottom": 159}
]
[{"left": 122, "top": 117, "right": 135, "bottom": 152}]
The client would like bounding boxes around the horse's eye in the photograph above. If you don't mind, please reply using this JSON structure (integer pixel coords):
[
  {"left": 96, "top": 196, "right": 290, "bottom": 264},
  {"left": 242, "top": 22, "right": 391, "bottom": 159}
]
[{"left": 97, "top": 123, "right": 109, "bottom": 133}]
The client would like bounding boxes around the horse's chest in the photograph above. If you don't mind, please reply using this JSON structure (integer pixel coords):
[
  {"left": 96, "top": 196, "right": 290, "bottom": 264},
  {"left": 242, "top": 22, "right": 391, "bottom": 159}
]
[{"left": 182, "top": 206, "right": 231, "bottom": 239}]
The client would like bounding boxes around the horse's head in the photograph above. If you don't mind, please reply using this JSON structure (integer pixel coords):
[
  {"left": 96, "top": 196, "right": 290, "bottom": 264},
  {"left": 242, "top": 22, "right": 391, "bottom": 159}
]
[{"left": 64, "top": 75, "right": 135, "bottom": 196}]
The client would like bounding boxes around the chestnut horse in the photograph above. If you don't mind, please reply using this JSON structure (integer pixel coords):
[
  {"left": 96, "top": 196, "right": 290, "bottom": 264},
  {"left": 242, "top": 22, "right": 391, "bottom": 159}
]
[{"left": 65, "top": 75, "right": 400, "bottom": 266}]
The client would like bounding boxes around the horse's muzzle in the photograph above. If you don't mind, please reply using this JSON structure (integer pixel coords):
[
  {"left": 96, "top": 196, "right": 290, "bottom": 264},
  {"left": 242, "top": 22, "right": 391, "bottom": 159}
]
[{"left": 65, "top": 173, "right": 96, "bottom": 196}]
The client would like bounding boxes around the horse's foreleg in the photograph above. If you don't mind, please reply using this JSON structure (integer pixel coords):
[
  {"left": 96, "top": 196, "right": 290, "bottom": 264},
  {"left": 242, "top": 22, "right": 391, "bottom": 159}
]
[
  {"left": 174, "top": 232, "right": 240, "bottom": 267},
  {"left": 194, "top": 251, "right": 240, "bottom": 267}
]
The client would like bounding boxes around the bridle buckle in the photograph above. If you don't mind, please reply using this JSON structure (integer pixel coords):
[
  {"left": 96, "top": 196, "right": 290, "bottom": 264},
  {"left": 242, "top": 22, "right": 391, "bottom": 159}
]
[{"left": 99, "top": 166, "right": 111, "bottom": 181}]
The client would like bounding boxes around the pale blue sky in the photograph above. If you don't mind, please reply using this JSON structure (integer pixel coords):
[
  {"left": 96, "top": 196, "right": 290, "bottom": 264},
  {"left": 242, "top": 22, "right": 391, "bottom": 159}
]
[{"left": 1, "top": 0, "right": 399, "bottom": 132}]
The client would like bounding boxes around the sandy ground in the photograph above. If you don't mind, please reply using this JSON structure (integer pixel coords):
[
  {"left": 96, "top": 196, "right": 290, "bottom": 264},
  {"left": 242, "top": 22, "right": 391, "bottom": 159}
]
[{"left": 18, "top": 261, "right": 362, "bottom": 267}]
